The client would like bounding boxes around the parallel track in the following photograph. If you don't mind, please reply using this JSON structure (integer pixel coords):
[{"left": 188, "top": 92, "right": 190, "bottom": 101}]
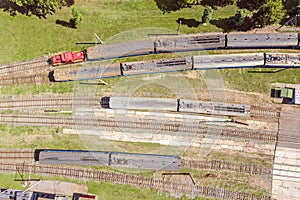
[
  {"left": 0, "top": 97, "right": 98, "bottom": 109},
  {"left": 0, "top": 163, "right": 272, "bottom": 200},
  {"left": 0, "top": 149, "right": 34, "bottom": 163},
  {"left": 0, "top": 58, "right": 49, "bottom": 76},
  {"left": 0, "top": 115, "right": 277, "bottom": 142},
  {"left": 0, "top": 73, "right": 49, "bottom": 86},
  {"left": 181, "top": 159, "right": 271, "bottom": 175}
]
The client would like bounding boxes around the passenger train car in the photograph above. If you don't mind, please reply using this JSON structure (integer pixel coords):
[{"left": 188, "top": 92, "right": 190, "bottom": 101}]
[
  {"left": 34, "top": 149, "right": 181, "bottom": 171},
  {"left": 100, "top": 97, "right": 251, "bottom": 117}
]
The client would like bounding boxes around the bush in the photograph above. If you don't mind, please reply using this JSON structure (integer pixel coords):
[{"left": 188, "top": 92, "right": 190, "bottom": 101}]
[
  {"left": 70, "top": 5, "right": 83, "bottom": 28},
  {"left": 202, "top": 6, "right": 213, "bottom": 24},
  {"left": 234, "top": 9, "right": 248, "bottom": 26}
]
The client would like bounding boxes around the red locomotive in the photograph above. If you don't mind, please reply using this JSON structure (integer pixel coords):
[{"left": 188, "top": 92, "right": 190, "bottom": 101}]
[{"left": 51, "top": 51, "right": 85, "bottom": 66}]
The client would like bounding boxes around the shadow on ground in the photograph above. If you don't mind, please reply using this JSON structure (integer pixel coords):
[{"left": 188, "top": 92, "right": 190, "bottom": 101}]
[
  {"left": 0, "top": 0, "right": 26, "bottom": 16},
  {"left": 56, "top": 19, "right": 76, "bottom": 29},
  {"left": 210, "top": 16, "right": 254, "bottom": 32},
  {"left": 154, "top": 0, "right": 190, "bottom": 13},
  {"left": 177, "top": 18, "right": 201, "bottom": 28},
  {"left": 200, "top": 0, "right": 235, "bottom": 9}
]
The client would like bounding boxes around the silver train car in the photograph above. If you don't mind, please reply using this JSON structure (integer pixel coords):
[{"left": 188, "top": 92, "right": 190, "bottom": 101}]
[
  {"left": 35, "top": 149, "right": 181, "bottom": 171},
  {"left": 120, "top": 57, "right": 192, "bottom": 76},
  {"left": 104, "top": 97, "right": 250, "bottom": 117},
  {"left": 192, "top": 53, "right": 264, "bottom": 69},
  {"left": 154, "top": 33, "right": 226, "bottom": 52},
  {"left": 85, "top": 33, "right": 300, "bottom": 62},
  {"left": 227, "top": 33, "right": 299, "bottom": 48}
]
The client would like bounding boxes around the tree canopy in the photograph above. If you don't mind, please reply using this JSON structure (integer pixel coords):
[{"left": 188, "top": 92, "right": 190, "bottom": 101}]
[
  {"left": 10, "top": 0, "right": 67, "bottom": 17},
  {"left": 253, "top": 0, "right": 285, "bottom": 27}
]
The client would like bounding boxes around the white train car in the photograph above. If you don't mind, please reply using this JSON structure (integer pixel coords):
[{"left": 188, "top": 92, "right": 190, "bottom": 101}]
[
  {"left": 227, "top": 33, "right": 299, "bottom": 48},
  {"left": 193, "top": 53, "right": 264, "bottom": 70},
  {"left": 109, "top": 97, "right": 178, "bottom": 112}
]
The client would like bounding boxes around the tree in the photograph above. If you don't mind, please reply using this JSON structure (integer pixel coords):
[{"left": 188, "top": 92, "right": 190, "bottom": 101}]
[
  {"left": 10, "top": 0, "right": 65, "bottom": 17},
  {"left": 184, "top": 0, "right": 201, "bottom": 5},
  {"left": 237, "top": 0, "right": 266, "bottom": 11},
  {"left": 70, "top": 5, "right": 83, "bottom": 28},
  {"left": 202, "top": 6, "right": 213, "bottom": 24},
  {"left": 234, "top": 9, "right": 248, "bottom": 26},
  {"left": 253, "top": 0, "right": 285, "bottom": 27}
]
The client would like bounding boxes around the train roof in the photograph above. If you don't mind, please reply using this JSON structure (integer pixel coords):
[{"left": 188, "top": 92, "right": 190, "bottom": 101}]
[{"left": 37, "top": 149, "right": 181, "bottom": 158}]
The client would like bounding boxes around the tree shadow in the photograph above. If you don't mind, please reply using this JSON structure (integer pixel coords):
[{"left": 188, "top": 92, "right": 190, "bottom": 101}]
[
  {"left": 0, "top": 0, "right": 74, "bottom": 18},
  {"left": 201, "top": 0, "right": 235, "bottom": 9},
  {"left": 210, "top": 16, "right": 254, "bottom": 32},
  {"left": 0, "top": 0, "right": 26, "bottom": 16},
  {"left": 64, "top": 0, "right": 75, "bottom": 7},
  {"left": 237, "top": 0, "right": 266, "bottom": 11},
  {"left": 177, "top": 18, "right": 200, "bottom": 28},
  {"left": 0, "top": 0, "right": 46, "bottom": 18},
  {"left": 154, "top": 0, "right": 187, "bottom": 13},
  {"left": 56, "top": 19, "right": 76, "bottom": 29}
]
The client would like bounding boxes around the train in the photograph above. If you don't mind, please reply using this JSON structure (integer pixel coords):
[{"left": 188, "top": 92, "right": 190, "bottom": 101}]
[
  {"left": 50, "top": 51, "right": 85, "bottom": 66},
  {"left": 100, "top": 97, "right": 251, "bottom": 117},
  {"left": 34, "top": 149, "right": 181, "bottom": 171},
  {"left": 51, "top": 52, "right": 300, "bottom": 82},
  {"left": 50, "top": 32, "right": 300, "bottom": 65}
]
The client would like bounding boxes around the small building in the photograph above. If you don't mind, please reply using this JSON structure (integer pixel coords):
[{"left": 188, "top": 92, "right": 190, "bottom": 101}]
[{"left": 271, "top": 83, "right": 300, "bottom": 105}]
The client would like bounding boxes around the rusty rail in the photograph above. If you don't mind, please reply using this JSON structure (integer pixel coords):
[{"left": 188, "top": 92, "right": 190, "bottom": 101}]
[{"left": 0, "top": 163, "right": 272, "bottom": 200}]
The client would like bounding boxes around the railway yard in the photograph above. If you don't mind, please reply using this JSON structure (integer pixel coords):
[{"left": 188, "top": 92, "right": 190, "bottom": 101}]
[{"left": 0, "top": 32, "right": 299, "bottom": 200}]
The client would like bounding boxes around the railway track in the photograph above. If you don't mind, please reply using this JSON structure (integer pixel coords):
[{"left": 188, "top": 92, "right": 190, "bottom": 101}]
[
  {"left": 0, "top": 114, "right": 277, "bottom": 142},
  {"left": 181, "top": 159, "right": 271, "bottom": 175},
  {"left": 0, "top": 97, "right": 98, "bottom": 109},
  {"left": 0, "top": 149, "right": 34, "bottom": 163},
  {"left": 0, "top": 163, "right": 272, "bottom": 200},
  {"left": 250, "top": 106, "right": 280, "bottom": 119},
  {"left": 0, "top": 58, "right": 50, "bottom": 76},
  {"left": 0, "top": 72, "right": 50, "bottom": 86}
]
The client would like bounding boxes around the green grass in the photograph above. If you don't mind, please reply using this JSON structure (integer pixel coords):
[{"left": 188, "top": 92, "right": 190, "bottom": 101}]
[
  {"left": 0, "top": 124, "right": 84, "bottom": 149},
  {"left": 0, "top": 0, "right": 239, "bottom": 64},
  {"left": 220, "top": 68, "right": 300, "bottom": 93},
  {"left": 0, "top": 82, "right": 74, "bottom": 96}
]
